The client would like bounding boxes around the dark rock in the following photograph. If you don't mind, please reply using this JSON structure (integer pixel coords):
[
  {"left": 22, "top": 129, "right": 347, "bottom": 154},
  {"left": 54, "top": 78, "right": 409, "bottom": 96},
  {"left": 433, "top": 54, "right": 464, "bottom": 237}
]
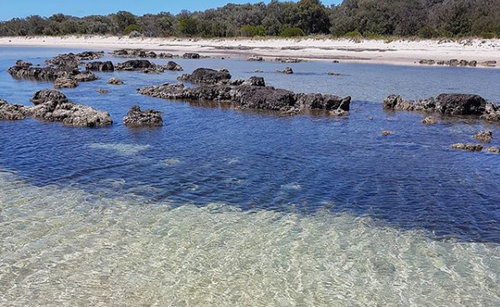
[
  {"left": 327, "top": 72, "right": 341, "bottom": 76},
  {"left": 473, "top": 130, "right": 493, "bottom": 143},
  {"left": 54, "top": 77, "right": 78, "bottom": 89},
  {"left": 116, "top": 60, "right": 154, "bottom": 71},
  {"left": 275, "top": 57, "right": 303, "bottom": 63},
  {"left": 0, "top": 99, "right": 28, "bottom": 120},
  {"left": 158, "top": 53, "right": 174, "bottom": 58},
  {"left": 482, "top": 60, "right": 497, "bottom": 67},
  {"left": 451, "top": 143, "right": 483, "bottom": 152},
  {"left": 182, "top": 53, "right": 200, "bottom": 59},
  {"left": 419, "top": 59, "right": 436, "bottom": 65},
  {"left": 248, "top": 55, "right": 264, "bottom": 61},
  {"left": 123, "top": 105, "right": 163, "bottom": 127},
  {"left": 98, "top": 89, "right": 109, "bottom": 94},
  {"left": 382, "top": 131, "right": 394, "bottom": 136},
  {"left": 242, "top": 76, "right": 265, "bottom": 87},
  {"left": 107, "top": 77, "right": 124, "bottom": 85},
  {"left": 165, "top": 61, "right": 183, "bottom": 71},
  {"left": 276, "top": 67, "right": 293, "bottom": 74},
  {"left": 85, "top": 61, "right": 115, "bottom": 72},
  {"left": 31, "top": 89, "right": 68, "bottom": 105},
  {"left": 178, "top": 68, "right": 232, "bottom": 85}
]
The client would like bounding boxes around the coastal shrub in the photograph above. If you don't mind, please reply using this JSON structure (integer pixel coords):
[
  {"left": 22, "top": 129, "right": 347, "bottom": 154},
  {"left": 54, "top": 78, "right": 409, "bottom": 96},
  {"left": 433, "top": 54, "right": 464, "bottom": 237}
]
[
  {"left": 344, "top": 31, "right": 362, "bottom": 38},
  {"left": 124, "top": 24, "right": 141, "bottom": 35},
  {"left": 417, "top": 26, "right": 440, "bottom": 39},
  {"left": 280, "top": 27, "right": 305, "bottom": 37},
  {"left": 480, "top": 32, "right": 496, "bottom": 39},
  {"left": 240, "top": 25, "right": 265, "bottom": 37}
]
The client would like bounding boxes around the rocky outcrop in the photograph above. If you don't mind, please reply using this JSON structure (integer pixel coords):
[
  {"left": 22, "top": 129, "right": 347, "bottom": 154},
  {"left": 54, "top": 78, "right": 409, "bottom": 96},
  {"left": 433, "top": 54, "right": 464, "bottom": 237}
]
[
  {"left": 165, "top": 61, "right": 183, "bottom": 71},
  {"left": 45, "top": 51, "right": 103, "bottom": 68},
  {"left": 115, "top": 60, "right": 166, "bottom": 73},
  {"left": 0, "top": 99, "right": 28, "bottom": 120},
  {"left": 138, "top": 74, "right": 350, "bottom": 115},
  {"left": 54, "top": 77, "right": 78, "bottom": 89},
  {"left": 110, "top": 49, "right": 174, "bottom": 59},
  {"left": 473, "top": 130, "right": 493, "bottom": 143},
  {"left": 182, "top": 53, "right": 200, "bottom": 59},
  {"left": 178, "top": 68, "right": 232, "bottom": 85},
  {"left": 383, "top": 94, "right": 500, "bottom": 122},
  {"left": 123, "top": 106, "right": 163, "bottom": 127},
  {"left": 28, "top": 90, "right": 112, "bottom": 127},
  {"left": 85, "top": 61, "right": 115, "bottom": 72},
  {"left": 1, "top": 90, "right": 112, "bottom": 127},
  {"left": 275, "top": 57, "right": 303, "bottom": 63},
  {"left": 107, "top": 77, "right": 124, "bottom": 85},
  {"left": 451, "top": 143, "right": 483, "bottom": 152},
  {"left": 8, "top": 59, "right": 97, "bottom": 84}
]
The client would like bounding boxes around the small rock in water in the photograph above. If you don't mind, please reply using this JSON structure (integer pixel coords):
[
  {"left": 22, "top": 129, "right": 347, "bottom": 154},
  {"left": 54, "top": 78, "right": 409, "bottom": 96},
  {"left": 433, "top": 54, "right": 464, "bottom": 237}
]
[
  {"left": 254, "top": 69, "right": 264, "bottom": 73},
  {"left": 451, "top": 143, "right": 483, "bottom": 152},
  {"left": 107, "top": 77, "right": 124, "bottom": 85},
  {"left": 54, "top": 77, "right": 78, "bottom": 89},
  {"left": 98, "top": 89, "right": 109, "bottom": 94},
  {"left": 276, "top": 67, "right": 293, "bottom": 74},
  {"left": 419, "top": 59, "right": 436, "bottom": 65},
  {"left": 381, "top": 130, "right": 394, "bottom": 136},
  {"left": 367, "top": 116, "right": 374, "bottom": 120},
  {"left": 248, "top": 55, "right": 264, "bottom": 61},
  {"left": 422, "top": 116, "right": 438, "bottom": 125},
  {"left": 485, "top": 146, "right": 500, "bottom": 153},
  {"left": 165, "top": 61, "right": 183, "bottom": 71},
  {"left": 123, "top": 105, "right": 163, "bottom": 127},
  {"left": 327, "top": 72, "right": 341, "bottom": 76},
  {"left": 473, "top": 130, "right": 493, "bottom": 143},
  {"left": 182, "top": 53, "right": 200, "bottom": 59}
]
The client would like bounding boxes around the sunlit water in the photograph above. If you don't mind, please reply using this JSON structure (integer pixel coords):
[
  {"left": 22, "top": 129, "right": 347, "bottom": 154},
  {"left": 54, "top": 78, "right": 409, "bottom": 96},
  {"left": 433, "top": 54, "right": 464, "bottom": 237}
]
[{"left": 0, "top": 47, "right": 500, "bottom": 306}]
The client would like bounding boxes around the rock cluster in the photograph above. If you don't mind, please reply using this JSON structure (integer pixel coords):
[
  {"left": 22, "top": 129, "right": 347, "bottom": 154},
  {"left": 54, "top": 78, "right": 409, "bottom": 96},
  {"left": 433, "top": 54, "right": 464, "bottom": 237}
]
[
  {"left": 451, "top": 143, "right": 483, "bottom": 152},
  {"left": 383, "top": 94, "right": 500, "bottom": 122},
  {"left": 54, "top": 77, "right": 79, "bottom": 89},
  {"left": 275, "top": 57, "right": 303, "bottom": 63},
  {"left": 45, "top": 51, "right": 103, "bottom": 67},
  {"left": 115, "top": 60, "right": 183, "bottom": 73},
  {"left": 1, "top": 90, "right": 112, "bottom": 127},
  {"left": 111, "top": 49, "right": 174, "bottom": 59},
  {"left": 419, "top": 59, "right": 496, "bottom": 67},
  {"left": 139, "top": 68, "right": 350, "bottom": 115},
  {"left": 248, "top": 55, "right": 264, "bottom": 61},
  {"left": 276, "top": 67, "right": 294, "bottom": 74},
  {"left": 123, "top": 106, "right": 163, "bottom": 127},
  {"left": 85, "top": 61, "right": 115, "bottom": 72},
  {"left": 182, "top": 53, "right": 201, "bottom": 59}
]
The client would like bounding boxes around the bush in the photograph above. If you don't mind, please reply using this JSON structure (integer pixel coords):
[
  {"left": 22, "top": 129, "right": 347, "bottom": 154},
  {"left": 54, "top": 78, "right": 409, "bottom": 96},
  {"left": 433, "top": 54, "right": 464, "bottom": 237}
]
[
  {"left": 344, "top": 31, "right": 362, "bottom": 38},
  {"left": 480, "top": 32, "right": 496, "bottom": 39},
  {"left": 124, "top": 24, "right": 141, "bottom": 35},
  {"left": 280, "top": 27, "right": 304, "bottom": 37},
  {"left": 417, "top": 26, "right": 440, "bottom": 39},
  {"left": 240, "top": 25, "right": 265, "bottom": 37}
]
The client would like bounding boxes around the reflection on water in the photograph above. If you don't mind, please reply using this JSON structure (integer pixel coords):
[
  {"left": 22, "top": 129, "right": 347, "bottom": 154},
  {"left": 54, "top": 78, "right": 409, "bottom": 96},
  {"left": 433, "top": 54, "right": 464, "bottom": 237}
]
[{"left": 0, "top": 171, "right": 499, "bottom": 306}]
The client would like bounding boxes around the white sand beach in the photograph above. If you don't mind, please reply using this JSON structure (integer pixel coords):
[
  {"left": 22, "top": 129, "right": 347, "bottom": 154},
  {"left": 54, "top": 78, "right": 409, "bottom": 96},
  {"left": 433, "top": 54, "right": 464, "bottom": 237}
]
[{"left": 1, "top": 35, "right": 500, "bottom": 67}]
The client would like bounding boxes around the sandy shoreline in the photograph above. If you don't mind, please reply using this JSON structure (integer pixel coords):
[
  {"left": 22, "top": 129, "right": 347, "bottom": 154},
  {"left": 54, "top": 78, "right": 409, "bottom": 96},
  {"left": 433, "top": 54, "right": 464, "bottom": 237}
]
[{"left": 1, "top": 35, "right": 500, "bottom": 68}]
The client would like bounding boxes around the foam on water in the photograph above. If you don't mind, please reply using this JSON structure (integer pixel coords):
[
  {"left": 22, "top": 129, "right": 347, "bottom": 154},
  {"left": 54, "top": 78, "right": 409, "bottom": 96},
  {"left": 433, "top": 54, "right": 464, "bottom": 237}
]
[
  {"left": 0, "top": 171, "right": 499, "bottom": 307},
  {"left": 88, "top": 143, "right": 151, "bottom": 156}
]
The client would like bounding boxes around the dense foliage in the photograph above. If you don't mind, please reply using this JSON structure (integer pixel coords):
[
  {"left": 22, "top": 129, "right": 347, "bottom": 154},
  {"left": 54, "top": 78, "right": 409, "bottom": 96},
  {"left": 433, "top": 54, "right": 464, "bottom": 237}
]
[{"left": 1, "top": 0, "right": 499, "bottom": 38}]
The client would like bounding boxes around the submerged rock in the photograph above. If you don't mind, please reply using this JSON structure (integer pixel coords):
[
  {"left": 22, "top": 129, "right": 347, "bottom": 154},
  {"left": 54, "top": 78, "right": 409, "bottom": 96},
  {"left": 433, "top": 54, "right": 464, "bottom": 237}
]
[
  {"left": 473, "top": 130, "right": 493, "bottom": 143},
  {"left": 383, "top": 94, "right": 499, "bottom": 122},
  {"left": 381, "top": 131, "right": 394, "bottom": 136},
  {"left": 422, "top": 116, "right": 438, "bottom": 125},
  {"left": 139, "top": 73, "right": 351, "bottom": 115},
  {"left": 451, "top": 143, "right": 483, "bottom": 152},
  {"left": 98, "top": 89, "right": 110, "bottom": 94},
  {"left": 107, "top": 77, "right": 124, "bottom": 85},
  {"left": 178, "top": 68, "right": 232, "bottom": 85},
  {"left": 123, "top": 105, "right": 163, "bottom": 127}
]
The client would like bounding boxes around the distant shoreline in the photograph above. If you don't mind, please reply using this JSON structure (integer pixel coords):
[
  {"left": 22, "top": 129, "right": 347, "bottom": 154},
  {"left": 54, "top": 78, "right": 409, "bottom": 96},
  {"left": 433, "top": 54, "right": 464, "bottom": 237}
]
[{"left": 1, "top": 35, "right": 499, "bottom": 68}]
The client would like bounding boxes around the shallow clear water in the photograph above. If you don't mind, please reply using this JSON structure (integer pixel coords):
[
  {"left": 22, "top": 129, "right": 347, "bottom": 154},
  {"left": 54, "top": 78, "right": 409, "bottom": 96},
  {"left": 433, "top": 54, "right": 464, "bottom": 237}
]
[{"left": 0, "top": 47, "right": 499, "bottom": 306}]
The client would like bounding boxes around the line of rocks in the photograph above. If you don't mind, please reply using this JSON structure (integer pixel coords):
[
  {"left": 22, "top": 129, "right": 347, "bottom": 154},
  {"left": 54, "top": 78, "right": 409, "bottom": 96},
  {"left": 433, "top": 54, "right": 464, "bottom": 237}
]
[
  {"left": 138, "top": 68, "right": 351, "bottom": 115},
  {"left": 110, "top": 49, "right": 202, "bottom": 60},
  {"left": 115, "top": 60, "right": 183, "bottom": 73},
  {"left": 419, "top": 59, "right": 497, "bottom": 67},
  {"left": 383, "top": 94, "right": 500, "bottom": 122}
]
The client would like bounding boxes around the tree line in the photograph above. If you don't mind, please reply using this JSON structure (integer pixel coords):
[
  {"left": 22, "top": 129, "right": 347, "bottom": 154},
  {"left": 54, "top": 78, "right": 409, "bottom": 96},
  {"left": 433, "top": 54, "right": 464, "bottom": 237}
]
[{"left": 1, "top": 0, "right": 499, "bottom": 39}]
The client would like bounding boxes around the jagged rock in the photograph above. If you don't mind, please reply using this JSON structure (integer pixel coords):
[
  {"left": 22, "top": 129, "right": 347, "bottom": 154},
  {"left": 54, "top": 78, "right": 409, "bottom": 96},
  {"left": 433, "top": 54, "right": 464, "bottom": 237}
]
[
  {"left": 73, "top": 72, "right": 98, "bottom": 82},
  {"left": 138, "top": 76, "right": 351, "bottom": 115},
  {"left": 486, "top": 146, "right": 500, "bottom": 153},
  {"left": 276, "top": 67, "right": 293, "bottom": 74},
  {"left": 107, "top": 77, "right": 124, "bottom": 85},
  {"left": 383, "top": 94, "right": 491, "bottom": 117},
  {"left": 178, "top": 68, "right": 232, "bottom": 85},
  {"left": 248, "top": 55, "right": 264, "bottom": 61},
  {"left": 422, "top": 116, "right": 438, "bottom": 125},
  {"left": 275, "top": 57, "right": 302, "bottom": 63},
  {"left": 473, "top": 130, "right": 493, "bottom": 143},
  {"left": 451, "top": 143, "right": 483, "bottom": 152},
  {"left": 0, "top": 99, "right": 28, "bottom": 120},
  {"left": 116, "top": 60, "right": 154, "bottom": 71},
  {"left": 8, "top": 60, "right": 75, "bottom": 81},
  {"left": 85, "top": 61, "right": 114, "bottom": 72},
  {"left": 54, "top": 77, "right": 78, "bottom": 89},
  {"left": 242, "top": 76, "right": 265, "bottom": 87},
  {"left": 29, "top": 90, "right": 112, "bottom": 127},
  {"left": 165, "top": 61, "right": 183, "bottom": 71},
  {"left": 123, "top": 105, "right": 163, "bottom": 127},
  {"left": 182, "top": 53, "right": 200, "bottom": 59},
  {"left": 481, "top": 103, "right": 500, "bottom": 121},
  {"left": 381, "top": 131, "right": 394, "bottom": 136},
  {"left": 419, "top": 59, "right": 436, "bottom": 65}
]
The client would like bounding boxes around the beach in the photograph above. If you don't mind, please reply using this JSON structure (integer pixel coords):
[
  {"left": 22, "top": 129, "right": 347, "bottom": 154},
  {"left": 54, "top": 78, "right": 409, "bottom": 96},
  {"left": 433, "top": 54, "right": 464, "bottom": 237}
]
[{"left": 1, "top": 35, "right": 499, "bottom": 67}]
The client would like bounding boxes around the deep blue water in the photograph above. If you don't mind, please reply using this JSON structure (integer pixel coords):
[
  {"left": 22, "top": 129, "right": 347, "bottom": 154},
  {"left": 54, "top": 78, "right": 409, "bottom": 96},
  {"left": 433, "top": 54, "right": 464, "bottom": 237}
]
[{"left": 1, "top": 46, "right": 500, "bottom": 243}]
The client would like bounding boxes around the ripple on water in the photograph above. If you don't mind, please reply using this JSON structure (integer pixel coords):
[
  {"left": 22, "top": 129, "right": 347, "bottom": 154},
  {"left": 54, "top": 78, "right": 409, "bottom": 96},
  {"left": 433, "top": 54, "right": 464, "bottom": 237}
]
[
  {"left": 88, "top": 143, "right": 151, "bottom": 156},
  {"left": 0, "top": 171, "right": 499, "bottom": 307}
]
